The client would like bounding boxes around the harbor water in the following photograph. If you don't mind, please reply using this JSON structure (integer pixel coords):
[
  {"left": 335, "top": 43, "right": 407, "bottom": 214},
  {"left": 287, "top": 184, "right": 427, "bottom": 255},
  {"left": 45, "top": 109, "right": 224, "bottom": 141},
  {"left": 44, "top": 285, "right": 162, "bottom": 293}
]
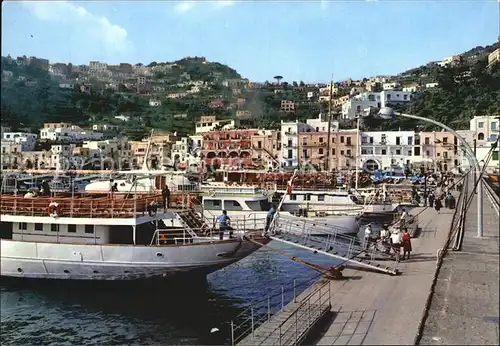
[{"left": 0, "top": 220, "right": 385, "bottom": 345}]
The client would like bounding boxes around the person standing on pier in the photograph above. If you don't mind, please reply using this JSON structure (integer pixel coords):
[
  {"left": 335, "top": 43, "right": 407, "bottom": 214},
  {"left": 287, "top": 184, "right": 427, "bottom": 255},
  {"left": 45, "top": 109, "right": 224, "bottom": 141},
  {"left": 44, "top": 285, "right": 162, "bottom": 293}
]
[
  {"left": 217, "top": 210, "right": 230, "bottom": 240},
  {"left": 402, "top": 228, "right": 412, "bottom": 260},
  {"left": 162, "top": 185, "right": 170, "bottom": 210},
  {"left": 390, "top": 230, "right": 402, "bottom": 261},
  {"left": 364, "top": 223, "right": 373, "bottom": 250},
  {"left": 428, "top": 192, "right": 435, "bottom": 208},
  {"left": 434, "top": 198, "right": 442, "bottom": 214}
]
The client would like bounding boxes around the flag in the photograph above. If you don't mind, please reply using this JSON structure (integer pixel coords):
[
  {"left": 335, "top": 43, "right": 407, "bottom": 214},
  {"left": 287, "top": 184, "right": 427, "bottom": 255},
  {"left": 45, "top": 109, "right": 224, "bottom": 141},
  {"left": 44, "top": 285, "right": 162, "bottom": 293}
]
[{"left": 287, "top": 183, "right": 292, "bottom": 196}]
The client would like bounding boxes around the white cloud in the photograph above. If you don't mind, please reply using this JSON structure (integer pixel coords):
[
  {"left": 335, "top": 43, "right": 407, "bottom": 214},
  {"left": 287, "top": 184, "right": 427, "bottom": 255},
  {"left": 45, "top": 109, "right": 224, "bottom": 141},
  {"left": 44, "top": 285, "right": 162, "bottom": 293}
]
[
  {"left": 174, "top": 0, "right": 235, "bottom": 14},
  {"left": 21, "top": 1, "right": 132, "bottom": 54},
  {"left": 214, "top": 0, "right": 235, "bottom": 8},
  {"left": 174, "top": 1, "right": 196, "bottom": 13}
]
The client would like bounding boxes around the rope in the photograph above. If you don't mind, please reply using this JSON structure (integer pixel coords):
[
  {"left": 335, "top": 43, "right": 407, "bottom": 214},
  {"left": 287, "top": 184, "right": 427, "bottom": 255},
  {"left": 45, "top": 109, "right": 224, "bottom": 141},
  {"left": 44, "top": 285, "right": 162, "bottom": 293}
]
[{"left": 244, "top": 236, "right": 344, "bottom": 279}]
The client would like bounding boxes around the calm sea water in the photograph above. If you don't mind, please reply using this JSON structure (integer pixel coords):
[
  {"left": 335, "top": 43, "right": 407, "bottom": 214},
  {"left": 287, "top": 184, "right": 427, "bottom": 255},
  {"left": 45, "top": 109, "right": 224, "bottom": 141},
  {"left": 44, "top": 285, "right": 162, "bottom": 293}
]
[{"left": 0, "top": 221, "right": 383, "bottom": 345}]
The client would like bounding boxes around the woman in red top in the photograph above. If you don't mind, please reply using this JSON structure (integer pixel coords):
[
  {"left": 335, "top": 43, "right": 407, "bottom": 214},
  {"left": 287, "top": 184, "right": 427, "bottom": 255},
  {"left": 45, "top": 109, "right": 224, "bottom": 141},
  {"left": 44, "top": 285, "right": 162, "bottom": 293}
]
[{"left": 402, "top": 228, "right": 412, "bottom": 260}]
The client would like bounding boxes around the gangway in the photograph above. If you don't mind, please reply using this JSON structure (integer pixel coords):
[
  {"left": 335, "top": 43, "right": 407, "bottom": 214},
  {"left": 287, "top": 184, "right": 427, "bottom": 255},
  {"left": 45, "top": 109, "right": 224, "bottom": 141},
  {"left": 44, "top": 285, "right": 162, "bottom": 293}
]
[{"left": 269, "top": 215, "right": 400, "bottom": 275}]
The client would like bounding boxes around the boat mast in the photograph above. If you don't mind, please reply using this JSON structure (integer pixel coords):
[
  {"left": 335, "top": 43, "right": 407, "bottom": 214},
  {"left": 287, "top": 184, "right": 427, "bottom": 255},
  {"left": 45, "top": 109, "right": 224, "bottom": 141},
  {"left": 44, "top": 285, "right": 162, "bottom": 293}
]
[
  {"left": 141, "top": 129, "right": 154, "bottom": 171},
  {"left": 325, "top": 77, "right": 334, "bottom": 172},
  {"left": 355, "top": 117, "right": 360, "bottom": 190}
]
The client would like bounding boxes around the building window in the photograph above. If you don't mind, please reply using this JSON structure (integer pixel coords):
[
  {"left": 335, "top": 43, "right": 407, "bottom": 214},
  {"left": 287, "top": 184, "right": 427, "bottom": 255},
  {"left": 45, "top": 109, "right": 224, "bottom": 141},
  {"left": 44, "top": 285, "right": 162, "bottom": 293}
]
[
  {"left": 290, "top": 194, "right": 297, "bottom": 200},
  {"left": 319, "top": 137, "right": 324, "bottom": 143},
  {"left": 407, "top": 137, "right": 413, "bottom": 145},
  {"left": 84, "top": 225, "right": 94, "bottom": 234},
  {"left": 425, "top": 137, "right": 430, "bottom": 145},
  {"left": 414, "top": 147, "right": 420, "bottom": 156},
  {"left": 51, "top": 224, "right": 59, "bottom": 232},
  {"left": 35, "top": 223, "right": 43, "bottom": 231},
  {"left": 19, "top": 222, "right": 27, "bottom": 230},
  {"left": 491, "top": 122, "right": 497, "bottom": 131},
  {"left": 408, "top": 150, "right": 412, "bottom": 156},
  {"left": 332, "top": 149, "right": 335, "bottom": 155},
  {"left": 340, "top": 136, "right": 344, "bottom": 143},
  {"left": 318, "top": 195, "right": 325, "bottom": 202},
  {"left": 478, "top": 133, "right": 485, "bottom": 140},
  {"left": 443, "top": 137, "right": 448, "bottom": 143},
  {"left": 396, "top": 137, "right": 401, "bottom": 145},
  {"left": 493, "top": 151, "right": 499, "bottom": 161},
  {"left": 382, "top": 149, "right": 387, "bottom": 155},
  {"left": 288, "top": 150, "right": 292, "bottom": 159},
  {"left": 319, "top": 148, "right": 324, "bottom": 155},
  {"left": 396, "top": 150, "right": 401, "bottom": 155},
  {"left": 478, "top": 122, "right": 484, "bottom": 128},
  {"left": 68, "top": 224, "right": 77, "bottom": 233}
]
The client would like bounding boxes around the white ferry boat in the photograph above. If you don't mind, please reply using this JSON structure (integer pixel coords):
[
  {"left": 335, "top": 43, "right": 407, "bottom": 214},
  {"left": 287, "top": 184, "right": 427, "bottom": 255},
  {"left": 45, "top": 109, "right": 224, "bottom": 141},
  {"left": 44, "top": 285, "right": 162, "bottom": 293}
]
[
  {"left": 0, "top": 182, "right": 267, "bottom": 281},
  {"left": 198, "top": 183, "right": 360, "bottom": 235},
  {"left": 275, "top": 186, "right": 400, "bottom": 217}
]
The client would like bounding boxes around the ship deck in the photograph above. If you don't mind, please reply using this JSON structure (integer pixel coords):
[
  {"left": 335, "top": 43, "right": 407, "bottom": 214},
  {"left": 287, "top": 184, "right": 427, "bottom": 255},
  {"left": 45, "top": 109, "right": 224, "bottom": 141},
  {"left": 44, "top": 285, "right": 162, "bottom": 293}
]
[{"left": 0, "top": 192, "right": 195, "bottom": 219}]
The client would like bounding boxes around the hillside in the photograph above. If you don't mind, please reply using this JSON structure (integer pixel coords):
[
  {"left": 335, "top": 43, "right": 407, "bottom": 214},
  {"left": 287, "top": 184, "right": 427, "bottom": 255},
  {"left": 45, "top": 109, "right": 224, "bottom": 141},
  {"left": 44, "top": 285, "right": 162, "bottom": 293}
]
[
  {"left": 1, "top": 43, "right": 499, "bottom": 138},
  {"left": 0, "top": 56, "right": 242, "bottom": 139}
]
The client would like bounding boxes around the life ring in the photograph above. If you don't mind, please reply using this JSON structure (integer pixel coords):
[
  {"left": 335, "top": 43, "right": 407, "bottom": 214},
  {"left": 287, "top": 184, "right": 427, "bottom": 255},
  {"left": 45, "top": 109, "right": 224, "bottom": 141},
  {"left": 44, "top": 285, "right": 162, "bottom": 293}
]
[
  {"left": 47, "top": 202, "right": 61, "bottom": 217},
  {"left": 159, "top": 233, "right": 167, "bottom": 242}
]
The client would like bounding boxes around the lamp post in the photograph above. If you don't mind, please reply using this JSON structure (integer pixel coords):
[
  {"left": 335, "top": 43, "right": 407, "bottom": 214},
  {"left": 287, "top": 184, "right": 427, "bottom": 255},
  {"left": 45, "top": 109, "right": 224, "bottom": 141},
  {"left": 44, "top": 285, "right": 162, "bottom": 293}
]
[{"left": 372, "top": 106, "right": 483, "bottom": 237}]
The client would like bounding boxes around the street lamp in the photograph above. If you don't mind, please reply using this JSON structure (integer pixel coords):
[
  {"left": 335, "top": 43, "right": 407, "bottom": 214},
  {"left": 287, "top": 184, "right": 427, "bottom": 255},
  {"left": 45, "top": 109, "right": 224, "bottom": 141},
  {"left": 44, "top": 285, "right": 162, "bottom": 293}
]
[{"left": 367, "top": 106, "right": 484, "bottom": 237}]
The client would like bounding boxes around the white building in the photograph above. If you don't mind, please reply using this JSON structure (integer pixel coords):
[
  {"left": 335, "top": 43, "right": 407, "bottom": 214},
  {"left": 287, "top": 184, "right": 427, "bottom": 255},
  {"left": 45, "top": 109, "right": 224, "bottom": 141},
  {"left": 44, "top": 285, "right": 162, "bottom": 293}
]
[
  {"left": 469, "top": 115, "right": 499, "bottom": 173},
  {"left": 40, "top": 126, "right": 103, "bottom": 142},
  {"left": 1, "top": 141, "right": 22, "bottom": 168},
  {"left": 149, "top": 99, "right": 162, "bottom": 107},
  {"left": 341, "top": 91, "right": 412, "bottom": 120},
  {"left": 280, "top": 121, "right": 316, "bottom": 167},
  {"left": 305, "top": 113, "right": 339, "bottom": 133},
  {"left": 2, "top": 132, "right": 37, "bottom": 151},
  {"left": 195, "top": 116, "right": 235, "bottom": 134},
  {"left": 382, "top": 82, "right": 399, "bottom": 90},
  {"left": 89, "top": 61, "right": 108, "bottom": 72},
  {"left": 341, "top": 92, "right": 380, "bottom": 120},
  {"left": 360, "top": 131, "right": 420, "bottom": 170}
]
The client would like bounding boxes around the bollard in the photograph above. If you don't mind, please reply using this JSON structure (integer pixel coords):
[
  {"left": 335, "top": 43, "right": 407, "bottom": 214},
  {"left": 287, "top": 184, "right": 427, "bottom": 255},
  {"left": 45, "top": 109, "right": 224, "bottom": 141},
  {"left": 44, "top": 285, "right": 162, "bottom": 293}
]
[
  {"left": 293, "top": 279, "right": 296, "bottom": 303},
  {"left": 267, "top": 296, "right": 271, "bottom": 321}
]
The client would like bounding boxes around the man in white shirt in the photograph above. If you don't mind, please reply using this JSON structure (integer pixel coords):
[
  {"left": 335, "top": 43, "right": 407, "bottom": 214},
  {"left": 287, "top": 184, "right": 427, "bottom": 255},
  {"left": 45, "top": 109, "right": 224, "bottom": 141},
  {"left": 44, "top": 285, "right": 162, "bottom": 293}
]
[
  {"left": 390, "top": 230, "right": 402, "bottom": 261},
  {"left": 364, "top": 224, "right": 372, "bottom": 250}
]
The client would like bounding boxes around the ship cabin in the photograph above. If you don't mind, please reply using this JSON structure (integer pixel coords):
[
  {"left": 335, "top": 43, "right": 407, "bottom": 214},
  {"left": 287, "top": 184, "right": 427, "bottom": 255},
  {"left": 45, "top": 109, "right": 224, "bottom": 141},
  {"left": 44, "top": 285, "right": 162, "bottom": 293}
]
[{"left": 0, "top": 191, "right": 200, "bottom": 246}]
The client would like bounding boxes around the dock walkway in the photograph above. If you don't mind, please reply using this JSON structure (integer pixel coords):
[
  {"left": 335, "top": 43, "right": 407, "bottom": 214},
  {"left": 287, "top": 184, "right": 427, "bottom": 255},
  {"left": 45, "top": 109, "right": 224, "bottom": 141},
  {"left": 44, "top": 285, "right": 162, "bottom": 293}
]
[
  {"left": 418, "top": 179, "right": 499, "bottom": 345},
  {"left": 308, "top": 206, "right": 456, "bottom": 345}
]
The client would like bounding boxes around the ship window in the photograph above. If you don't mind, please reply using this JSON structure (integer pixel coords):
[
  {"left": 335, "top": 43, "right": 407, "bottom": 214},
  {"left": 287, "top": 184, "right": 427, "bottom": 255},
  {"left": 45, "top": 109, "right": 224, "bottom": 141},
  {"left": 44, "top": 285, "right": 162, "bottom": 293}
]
[
  {"left": 224, "top": 200, "right": 243, "bottom": 211},
  {"left": 85, "top": 225, "right": 94, "bottom": 234},
  {"left": 290, "top": 194, "right": 297, "bottom": 200},
  {"left": 304, "top": 194, "right": 311, "bottom": 201},
  {"left": 34, "top": 223, "right": 43, "bottom": 231},
  {"left": 203, "top": 199, "right": 222, "bottom": 210},
  {"left": 318, "top": 195, "right": 325, "bottom": 202},
  {"left": 246, "top": 200, "right": 270, "bottom": 211},
  {"left": 51, "top": 224, "right": 59, "bottom": 232},
  {"left": 18, "top": 222, "right": 27, "bottom": 230},
  {"left": 68, "top": 224, "right": 77, "bottom": 233}
]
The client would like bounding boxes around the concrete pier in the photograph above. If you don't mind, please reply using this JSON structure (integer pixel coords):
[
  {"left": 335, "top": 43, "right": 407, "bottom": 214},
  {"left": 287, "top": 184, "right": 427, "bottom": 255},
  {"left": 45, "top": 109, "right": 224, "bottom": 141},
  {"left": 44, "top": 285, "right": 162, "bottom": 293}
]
[
  {"left": 307, "top": 206, "right": 456, "bottom": 345},
  {"left": 418, "top": 181, "right": 499, "bottom": 345}
]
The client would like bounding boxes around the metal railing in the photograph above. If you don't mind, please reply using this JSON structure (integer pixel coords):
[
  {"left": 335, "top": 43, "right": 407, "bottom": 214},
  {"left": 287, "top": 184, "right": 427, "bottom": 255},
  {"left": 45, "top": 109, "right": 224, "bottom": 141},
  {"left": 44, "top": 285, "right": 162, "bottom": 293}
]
[
  {"left": 230, "top": 280, "right": 331, "bottom": 346},
  {"left": 276, "top": 281, "right": 331, "bottom": 345},
  {"left": 230, "top": 276, "right": 323, "bottom": 346},
  {"left": 451, "top": 172, "right": 470, "bottom": 251},
  {"left": 0, "top": 193, "right": 167, "bottom": 218}
]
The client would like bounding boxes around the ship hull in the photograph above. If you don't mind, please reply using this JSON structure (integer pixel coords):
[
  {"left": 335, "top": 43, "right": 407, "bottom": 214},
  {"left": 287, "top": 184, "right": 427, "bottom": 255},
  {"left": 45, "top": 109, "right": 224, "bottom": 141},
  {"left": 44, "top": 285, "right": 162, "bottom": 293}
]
[{"left": 0, "top": 238, "right": 261, "bottom": 281}]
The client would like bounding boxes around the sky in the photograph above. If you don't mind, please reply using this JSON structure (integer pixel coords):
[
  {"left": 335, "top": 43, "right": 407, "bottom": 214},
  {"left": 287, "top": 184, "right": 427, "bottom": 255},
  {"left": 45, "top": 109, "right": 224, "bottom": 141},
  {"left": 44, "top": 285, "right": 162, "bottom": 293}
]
[{"left": 1, "top": 0, "right": 499, "bottom": 82}]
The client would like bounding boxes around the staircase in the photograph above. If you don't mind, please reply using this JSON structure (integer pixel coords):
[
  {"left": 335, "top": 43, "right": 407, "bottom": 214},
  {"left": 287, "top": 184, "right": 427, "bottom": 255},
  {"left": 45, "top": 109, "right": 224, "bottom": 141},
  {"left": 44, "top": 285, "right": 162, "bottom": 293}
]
[
  {"left": 175, "top": 210, "right": 207, "bottom": 237},
  {"left": 270, "top": 215, "right": 400, "bottom": 275}
]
